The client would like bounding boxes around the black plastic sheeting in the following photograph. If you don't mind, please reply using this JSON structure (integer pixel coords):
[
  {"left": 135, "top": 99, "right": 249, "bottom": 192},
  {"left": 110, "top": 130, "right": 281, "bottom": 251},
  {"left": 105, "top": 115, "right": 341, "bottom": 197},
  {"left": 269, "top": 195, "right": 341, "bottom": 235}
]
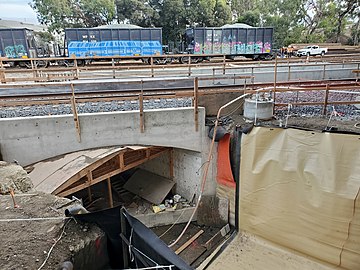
[{"left": 67, "top": 206, "right": 193, "bottom": 270}]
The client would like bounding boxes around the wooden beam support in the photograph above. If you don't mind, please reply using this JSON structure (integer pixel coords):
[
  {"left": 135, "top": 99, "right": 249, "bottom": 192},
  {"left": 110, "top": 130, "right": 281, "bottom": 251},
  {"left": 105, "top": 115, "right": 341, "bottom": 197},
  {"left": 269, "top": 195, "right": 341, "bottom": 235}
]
[
  {"left": 70, "top": 83, "right": 81, "bottom": 142},
  {"left": 119, "top": 153, "right": 125, "bottom": 170},
  {"left": 107, "top": 177, "right": 113, "bottom": 208},
  {"left": 273, "top": 56, "right": 278, "bottom": 114},
  {"left": 188, "top": 56, "right": 191, "bottom": 77},
  {"left": 56, "top": 147, "right": 169, "bottom": 197},
  {"left": 0, "top": 58, "right": 5, "bottom": 84},
  {"left": 150, "top": 57, "right": 154, "bottom": 77},
  {"left": 112, "top": 58, "right": 116, "bottom": 79},
  {"left": 139, "top": 81, "right": 144, "bottom": 133},
  {"left": 194, "top": 77, "right": 199, "bottom": 132},
  {"left": 322, "top": 84, "right": 330, "bottom": 115},
  {"left": 53, "top": 149, "right": 126, "bottom": 195},
  {"left": 222, "top": 55, "right": 226, "bottom": 75},
  {"left": 87, "top": 171, "right": 93, "bottom": 202}
]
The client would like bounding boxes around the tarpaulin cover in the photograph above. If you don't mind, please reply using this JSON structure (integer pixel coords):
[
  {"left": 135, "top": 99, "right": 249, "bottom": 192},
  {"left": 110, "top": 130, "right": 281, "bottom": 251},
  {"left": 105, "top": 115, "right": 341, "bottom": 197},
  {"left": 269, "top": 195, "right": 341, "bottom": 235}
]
[
  {"left": 216, "top": 133, "right": 236, "bottom": 226},
  {"left": 240, "top": 127, "right": 360, "bottom": 269},
  {"left": 69, "top": 206, "right": 192, "bottom": 270},
  {"left": 217, "top": 133, "right": 236, "bottom": 188}
]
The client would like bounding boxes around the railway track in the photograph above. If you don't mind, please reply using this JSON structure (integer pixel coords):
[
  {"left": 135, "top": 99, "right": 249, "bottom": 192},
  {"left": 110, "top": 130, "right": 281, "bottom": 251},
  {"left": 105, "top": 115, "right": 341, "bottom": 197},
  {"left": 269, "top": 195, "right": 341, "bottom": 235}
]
[{"left": 1, "top": 78, "right": 359, "bottom": 107}]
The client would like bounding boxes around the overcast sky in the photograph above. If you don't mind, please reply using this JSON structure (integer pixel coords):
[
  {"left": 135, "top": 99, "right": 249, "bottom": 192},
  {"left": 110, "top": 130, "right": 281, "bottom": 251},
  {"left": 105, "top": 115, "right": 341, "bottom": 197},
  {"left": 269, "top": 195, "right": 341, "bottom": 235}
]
[{"left": 0, "top": 0, "right": 38, "bottom": 24}]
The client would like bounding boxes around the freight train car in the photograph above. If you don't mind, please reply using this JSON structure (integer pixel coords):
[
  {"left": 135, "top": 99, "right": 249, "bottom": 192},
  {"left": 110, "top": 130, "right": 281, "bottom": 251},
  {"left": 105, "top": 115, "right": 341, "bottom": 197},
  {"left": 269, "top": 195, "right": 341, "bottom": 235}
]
[
  {"left": 0, "top": 28, "right": 40, "bottom": 67},
  {"left": 183, "top": 24, "right": 273, "bottom": 62},
  {"left": 64, "top": 27, "right": 163, "bottom": 63}
]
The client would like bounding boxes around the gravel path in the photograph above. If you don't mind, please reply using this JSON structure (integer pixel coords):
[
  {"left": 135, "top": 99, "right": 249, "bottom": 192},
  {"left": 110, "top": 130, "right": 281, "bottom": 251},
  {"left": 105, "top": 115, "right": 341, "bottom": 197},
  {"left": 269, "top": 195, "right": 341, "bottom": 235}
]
[
  {"left": 274, "top": 89, "right": 360, "bottom": 121},
  {"left": 1, "top": 90, "right": 359, "bottom": 123}
]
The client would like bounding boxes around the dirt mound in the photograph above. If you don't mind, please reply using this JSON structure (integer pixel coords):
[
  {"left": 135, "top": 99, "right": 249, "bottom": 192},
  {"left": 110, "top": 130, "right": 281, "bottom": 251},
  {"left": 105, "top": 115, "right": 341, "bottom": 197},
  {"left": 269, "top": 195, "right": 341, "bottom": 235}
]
[
  {"left": 0, "top": 162, "right": 33, "bottom": 194},
  {"left": 0, "top": 192, "right": 106, "bottom": 269}
]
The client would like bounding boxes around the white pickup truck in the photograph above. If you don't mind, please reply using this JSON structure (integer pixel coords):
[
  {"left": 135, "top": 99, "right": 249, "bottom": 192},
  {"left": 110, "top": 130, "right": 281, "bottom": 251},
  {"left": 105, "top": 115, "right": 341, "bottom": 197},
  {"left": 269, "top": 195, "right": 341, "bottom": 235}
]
[{"left": 296, "top": 45, "right": 328, "bottom": 57}]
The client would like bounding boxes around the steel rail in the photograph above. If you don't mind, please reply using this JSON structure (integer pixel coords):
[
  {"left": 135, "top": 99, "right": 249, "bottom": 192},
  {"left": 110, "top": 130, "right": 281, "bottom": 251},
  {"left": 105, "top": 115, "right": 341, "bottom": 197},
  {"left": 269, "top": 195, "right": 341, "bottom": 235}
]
[{"left": 1, "top": 79, "right": 359, "bottom": 107}]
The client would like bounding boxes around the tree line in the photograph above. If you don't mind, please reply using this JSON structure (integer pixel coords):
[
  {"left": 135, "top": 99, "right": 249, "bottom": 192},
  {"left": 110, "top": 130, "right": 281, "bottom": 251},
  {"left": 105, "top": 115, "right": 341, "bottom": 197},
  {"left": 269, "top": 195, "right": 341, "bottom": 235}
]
[{"left": 31, "top": 0, "right": 360, "bottom": 47}]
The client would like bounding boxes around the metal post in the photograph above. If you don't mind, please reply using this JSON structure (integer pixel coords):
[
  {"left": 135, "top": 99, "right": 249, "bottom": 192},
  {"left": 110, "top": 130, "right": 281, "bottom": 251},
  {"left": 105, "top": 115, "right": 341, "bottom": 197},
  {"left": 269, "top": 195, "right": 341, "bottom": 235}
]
[
  {"left": 120, "top": 208, "right": 129, "bottom": 268},
  {"left": 322, "top": 64, "right": 326, "bottom": 80}
]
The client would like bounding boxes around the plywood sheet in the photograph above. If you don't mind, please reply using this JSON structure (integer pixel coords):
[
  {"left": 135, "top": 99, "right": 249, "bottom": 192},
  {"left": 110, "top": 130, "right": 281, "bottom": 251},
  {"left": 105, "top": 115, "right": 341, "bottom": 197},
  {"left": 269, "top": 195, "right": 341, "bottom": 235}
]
[
  {"left": 123, "top": 169, "right": 175, "bottom": 204},
  {"left": 29, "top": 147, "right": 124, "bottom": 194}
]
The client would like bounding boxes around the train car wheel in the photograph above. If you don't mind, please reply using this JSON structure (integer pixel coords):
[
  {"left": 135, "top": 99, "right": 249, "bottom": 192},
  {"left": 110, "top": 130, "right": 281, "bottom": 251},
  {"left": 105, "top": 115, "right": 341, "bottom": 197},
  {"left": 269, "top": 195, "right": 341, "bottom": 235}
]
[
  {"left": 180, "top": 56, "right": 190, "bottom": 64},
  {"left": 226, "top": 55, "right": 235, "bottom": 60},
  {"left": 76, "top": 60, "right": 85, "bottom": 67},
  {"left": 35, "top": 60, "right": 48, "bottom": 68},
  {"left": 141, "top": 58, "right": 150, "bottom": 64}
]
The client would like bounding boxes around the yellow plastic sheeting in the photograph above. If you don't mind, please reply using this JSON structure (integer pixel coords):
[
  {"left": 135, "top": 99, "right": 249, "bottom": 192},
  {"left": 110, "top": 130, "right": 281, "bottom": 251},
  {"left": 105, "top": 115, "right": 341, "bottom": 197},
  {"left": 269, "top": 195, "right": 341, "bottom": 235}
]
[
  {"left": 217, "top": 184, "right": 236, "bottom": 226},
  {"left": 240, "top": 127, "right": 360, "bottom": 270}
]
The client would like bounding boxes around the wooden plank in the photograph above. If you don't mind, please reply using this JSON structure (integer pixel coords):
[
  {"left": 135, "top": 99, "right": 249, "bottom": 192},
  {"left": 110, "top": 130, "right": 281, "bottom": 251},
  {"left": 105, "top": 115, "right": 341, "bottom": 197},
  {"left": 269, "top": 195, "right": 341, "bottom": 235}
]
[
  {"left": 175, "top": 230, "right": 204, "bottom": 255},
  {"left": 107, "top": 178, "right": 113, "bottom": 208},
  {"left": 322, "top": 84, "right": 330, "bottom": 115},
  {"left": 34, "top": 151, "right": 112, "bottom": 193},
  {"left": 70, "top": 83, "right": 81, "bottom": 142},
  {"left": 56, "top": 148, "right": 169, "bottom": 196},
  {"left": 194, "top": 77, "right": 199, "bottom": 132},
  {"left": 0, "top": 58, "right": 5, "bottom": 84},
  {"left": 139, "top": 82, "right": 144, "bottom": 133},
  {"left": 123, "top": 169, "right": 174, "bottom": 204},
  {"left": 203, "top": 224, "right": 230, "bottom": 250},
  {"left": 119, "top": 153, "right": 125, "bottom": 170},
  {"left": 87, "top": 171, "right": 93, "bottom": 202}
]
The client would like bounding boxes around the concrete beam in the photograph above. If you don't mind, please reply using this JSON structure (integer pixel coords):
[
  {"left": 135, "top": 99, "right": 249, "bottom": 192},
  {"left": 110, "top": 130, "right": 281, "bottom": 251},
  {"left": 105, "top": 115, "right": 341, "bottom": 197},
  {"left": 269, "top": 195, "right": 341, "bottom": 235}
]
[{"left": 0, "top": 107, "right": 205, "bottom": 166}]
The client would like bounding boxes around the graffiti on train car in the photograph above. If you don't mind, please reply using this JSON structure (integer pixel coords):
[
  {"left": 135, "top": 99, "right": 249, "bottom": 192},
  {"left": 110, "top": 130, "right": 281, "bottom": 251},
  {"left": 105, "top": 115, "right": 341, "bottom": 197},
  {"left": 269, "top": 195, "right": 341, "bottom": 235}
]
[
  {"left": 68, "top": 40, "right": 162, "bottom": 57},
  {"left": 195, "top": 41, "right": 272, "bottom": 54},
  {"left": 4, "top": 45, "right": 27, "bottom": 58}
]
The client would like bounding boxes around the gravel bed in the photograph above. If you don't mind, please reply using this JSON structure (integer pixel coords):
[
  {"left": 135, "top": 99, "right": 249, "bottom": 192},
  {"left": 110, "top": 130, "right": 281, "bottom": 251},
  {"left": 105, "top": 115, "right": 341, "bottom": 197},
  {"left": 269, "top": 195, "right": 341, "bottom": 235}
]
[
  {"left": 274, "top": 90, "right": 360, "bottom": 121},
  {"left": 0, "top": 98, "right": 193, "bottom": 118}
]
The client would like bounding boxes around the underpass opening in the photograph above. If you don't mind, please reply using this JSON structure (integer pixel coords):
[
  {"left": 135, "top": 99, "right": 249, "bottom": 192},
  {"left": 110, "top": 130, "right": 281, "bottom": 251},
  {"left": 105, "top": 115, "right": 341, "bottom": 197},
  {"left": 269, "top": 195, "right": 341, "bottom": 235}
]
[{"left": 28, "top": 145, "right": 204, "bottom": 222}]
